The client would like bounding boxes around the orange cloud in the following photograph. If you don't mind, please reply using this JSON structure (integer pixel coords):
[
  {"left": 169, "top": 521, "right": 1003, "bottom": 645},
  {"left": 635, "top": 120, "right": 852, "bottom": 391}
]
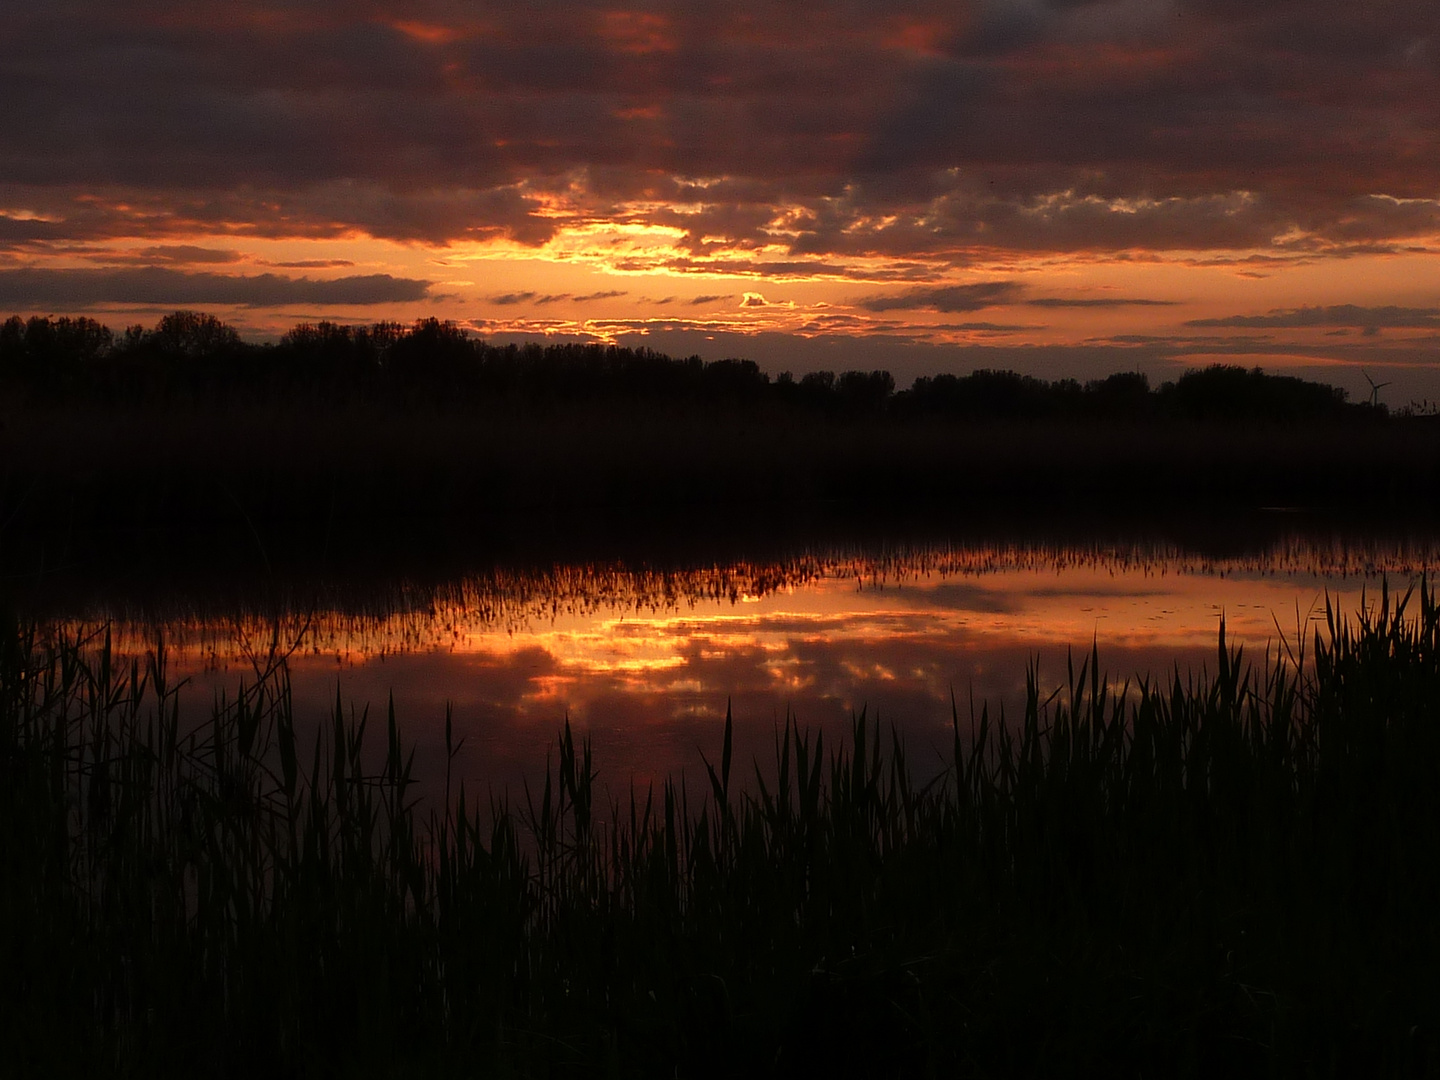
[
  {"left": 390, "top": 20, "right": 463, "bottom": 45},
  {"left": 883, "top": 17, "right": 956, "bottom": 58},
  {"left": 598, "top": 11, "right": 676, "bottom": 55}
]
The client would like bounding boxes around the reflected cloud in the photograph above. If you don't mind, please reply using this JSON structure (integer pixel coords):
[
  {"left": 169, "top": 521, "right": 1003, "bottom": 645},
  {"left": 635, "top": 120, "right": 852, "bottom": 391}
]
[{"left": 62, "top": 535, "right": 1440, "bottom": 794}]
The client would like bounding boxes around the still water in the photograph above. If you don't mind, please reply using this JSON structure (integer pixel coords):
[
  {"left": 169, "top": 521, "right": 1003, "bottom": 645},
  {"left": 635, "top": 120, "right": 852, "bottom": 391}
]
[{"left": 58, "top": 529, "right": 1439, "bottom": 797}]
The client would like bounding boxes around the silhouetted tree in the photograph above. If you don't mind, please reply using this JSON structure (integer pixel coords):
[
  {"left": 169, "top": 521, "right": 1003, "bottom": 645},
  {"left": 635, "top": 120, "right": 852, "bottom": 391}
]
[
  {"left": 699, "top": 358, "right": 768, "bottom": 403},
  {"left": 385, "top": 319, "right": 477, "bottom": 396},
  {"left": 1085, "top": 371, "right": 1152, "bottom": 417},
  {"left": 1162, "top": 365, "right": 1348, "bottom": 422},
  {"left": 0, "top": 311, "right": 1383, "bottom": 427},
  {"left": 901, "top": 370, "right": 1063, "bottom": 419},
  {"left": 834, "top": 370, "right": 895, "bottom": 413},
  {"left": 139, "top": 311, "right": 243, "bottom": 360},
  {"left": 0, "top": 315, "right": 112, "bottom": 389}
]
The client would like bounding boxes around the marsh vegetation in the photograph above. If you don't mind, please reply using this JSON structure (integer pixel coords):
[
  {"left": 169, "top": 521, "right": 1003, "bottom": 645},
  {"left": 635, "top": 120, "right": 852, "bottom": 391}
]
[{"left": 4, "top": 584, "right": 1439, "bottom": 1076}]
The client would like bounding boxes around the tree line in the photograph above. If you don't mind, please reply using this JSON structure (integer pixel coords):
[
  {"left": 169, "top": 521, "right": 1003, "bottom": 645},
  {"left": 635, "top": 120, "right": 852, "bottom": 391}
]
[{"left": 0, "top": 311, "right": 1370, "bottom": 423}]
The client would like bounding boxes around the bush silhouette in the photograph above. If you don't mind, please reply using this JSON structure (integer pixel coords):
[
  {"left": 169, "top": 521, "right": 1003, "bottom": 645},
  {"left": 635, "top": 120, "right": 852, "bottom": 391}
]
[{"left": 0, "top": 311, "right": 1375, "bottom": 426}]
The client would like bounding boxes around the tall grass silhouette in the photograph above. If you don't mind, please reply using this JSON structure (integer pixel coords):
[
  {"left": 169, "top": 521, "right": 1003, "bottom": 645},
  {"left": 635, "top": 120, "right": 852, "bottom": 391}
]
[{"left": 3, "top": 584, "right": 1438, "bottom": 1075}]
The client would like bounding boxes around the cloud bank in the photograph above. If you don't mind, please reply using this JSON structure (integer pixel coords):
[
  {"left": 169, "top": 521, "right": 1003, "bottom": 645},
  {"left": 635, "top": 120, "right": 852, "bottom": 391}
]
[
  {"left": 0, "top": 268, "right": 432, "bottom": 307},
  {"left": 1, "top": 0, "right": 1437, "bottom": 261},
  {"left": 1188, "top": 305, "right": 1440, "bottom": 330}
]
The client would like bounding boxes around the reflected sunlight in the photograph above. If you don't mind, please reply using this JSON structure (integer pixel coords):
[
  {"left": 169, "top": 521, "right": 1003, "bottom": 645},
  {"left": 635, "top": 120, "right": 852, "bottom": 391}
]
[{"left": 59, "top": 536, "right": 1438, "bottom": 790}]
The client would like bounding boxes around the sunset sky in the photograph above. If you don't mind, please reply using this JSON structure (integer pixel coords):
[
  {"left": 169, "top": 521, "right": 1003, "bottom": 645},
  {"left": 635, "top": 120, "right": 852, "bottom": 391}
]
[{"left": 3, "top": 0, "right": 1438, "bottom": 400}]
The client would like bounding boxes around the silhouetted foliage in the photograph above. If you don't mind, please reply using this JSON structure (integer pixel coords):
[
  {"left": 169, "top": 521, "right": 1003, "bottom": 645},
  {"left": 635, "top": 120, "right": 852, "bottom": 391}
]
[
  {"left": 836, "top": 369, "right": 896, "bottom": 412},
  {"left": 1085, "top": 371, "right": 1153, "bottom": 417},
  {"left": 386, "top": 316, "right": 476, "bottom": 385},
  {"left": 900, "top": 370, "right": 1077, "bottom": 419},
  {"left": 1161, "top": 365, "right": 1349, "bottom": 422},
  {"left": 0, "top": 315, "right": 112, "bottom": 389},
  {"left": 136, "top": 310, "right": 244, "bottom": 360},
  {"left": 0, "top": 311, "right": 1383, "bottom": 426},
  {"left": 2, "top": 310, "right": 1437, "bottom": 554}
]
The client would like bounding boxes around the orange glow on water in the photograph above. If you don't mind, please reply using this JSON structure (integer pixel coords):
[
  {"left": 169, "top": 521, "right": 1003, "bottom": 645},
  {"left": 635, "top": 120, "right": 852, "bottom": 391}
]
[{"left": 68, "top": 539, "right": 1439, "bottom": 792}]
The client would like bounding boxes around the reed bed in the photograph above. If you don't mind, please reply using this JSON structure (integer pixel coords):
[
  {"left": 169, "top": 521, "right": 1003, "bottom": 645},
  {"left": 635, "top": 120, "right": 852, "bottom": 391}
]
[{"left": 3, "top": 585, "right": 1439, "bottom": 1077}]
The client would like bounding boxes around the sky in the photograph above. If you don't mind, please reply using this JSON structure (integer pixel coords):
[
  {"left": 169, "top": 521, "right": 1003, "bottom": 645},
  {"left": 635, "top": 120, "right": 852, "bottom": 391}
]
[{"left": 2, "top": 0, "right": 1438, "bottom": 401}]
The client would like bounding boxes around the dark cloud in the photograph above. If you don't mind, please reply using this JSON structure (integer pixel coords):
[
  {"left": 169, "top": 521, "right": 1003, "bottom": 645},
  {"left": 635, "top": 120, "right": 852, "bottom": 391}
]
[
  {"left": 942, "top": 322, "right": 1046, "bottom": 333},
  {"left": 0, "top": 268, "right": 431, "bottom": 307},
  {"left": 135, "top": 245, "right": 244, "bottom": 265},
  {"left": 1026, "top": 297, "right": 1177, "bottom": 308},
  {"left": 856, "top": 282, "right": 1023, "bottom": 313},
  {"left": 266, "top": 259, "right": 356, "bottom": 268},
  {"left": 1187, "top": 305, "right": 1440, "bottom": 330},
  {"left": 0, "top": 0, "right": 1438, "bottom": 259},
  {"left": 854, "top": 283, "right": 1178, "bottom": 316},
  {"left": 622, "top": 256, "right": 872, "bottom": 279},
  {"left": 0, "top": 214, "right": 67, "bottom": 243},
  {"left": 689, "top": 294, "right": 730, "bottom": 305},
  {"left": 85, "top": 245, "right": 246, "bottom": 266},
  {"left": 0, "top": 181, "right": 559, "bottom": 249},
  {"left": 516, "top": 290, "right": 628, "bottom": 304}
]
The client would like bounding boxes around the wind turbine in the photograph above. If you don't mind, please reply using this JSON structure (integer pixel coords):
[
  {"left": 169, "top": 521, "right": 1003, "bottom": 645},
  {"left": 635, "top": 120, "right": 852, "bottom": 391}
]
[{"left": 1362, "top": 369, "right": 1391, "bottom": 408}]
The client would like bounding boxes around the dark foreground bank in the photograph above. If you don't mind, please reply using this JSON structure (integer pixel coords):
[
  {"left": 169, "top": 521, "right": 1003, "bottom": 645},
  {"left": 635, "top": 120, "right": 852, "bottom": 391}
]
[{"left": 3, "top": 585, "right": 1439, "bottom": 1077}]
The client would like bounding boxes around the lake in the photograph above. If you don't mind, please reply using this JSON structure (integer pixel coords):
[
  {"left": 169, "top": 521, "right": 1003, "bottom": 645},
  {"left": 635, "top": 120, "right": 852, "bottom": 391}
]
[{"left": 38, "top": 522, "right": 1440, "bottom": 801}]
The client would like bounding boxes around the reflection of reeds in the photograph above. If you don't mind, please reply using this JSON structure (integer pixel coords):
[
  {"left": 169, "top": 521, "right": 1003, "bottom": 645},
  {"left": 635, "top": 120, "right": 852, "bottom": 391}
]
[
  {"left": 42, "top": 533, "right": 1440, "bottom": 666},
  {"left": 4, "top": 586, "right": 1439, "bottom": 1074}
]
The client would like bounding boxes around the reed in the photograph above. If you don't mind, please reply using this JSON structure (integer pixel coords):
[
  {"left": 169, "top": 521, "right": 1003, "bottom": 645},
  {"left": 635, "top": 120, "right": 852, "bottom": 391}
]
[{"left": 2, "top": 585, "right": 1438, "bottom": 1076}]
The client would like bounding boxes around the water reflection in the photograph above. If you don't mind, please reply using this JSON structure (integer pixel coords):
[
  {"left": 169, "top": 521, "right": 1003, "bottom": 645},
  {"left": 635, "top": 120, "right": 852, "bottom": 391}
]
[{"left": 55, "top": 533, "right": 1440, "bottom": 796}]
